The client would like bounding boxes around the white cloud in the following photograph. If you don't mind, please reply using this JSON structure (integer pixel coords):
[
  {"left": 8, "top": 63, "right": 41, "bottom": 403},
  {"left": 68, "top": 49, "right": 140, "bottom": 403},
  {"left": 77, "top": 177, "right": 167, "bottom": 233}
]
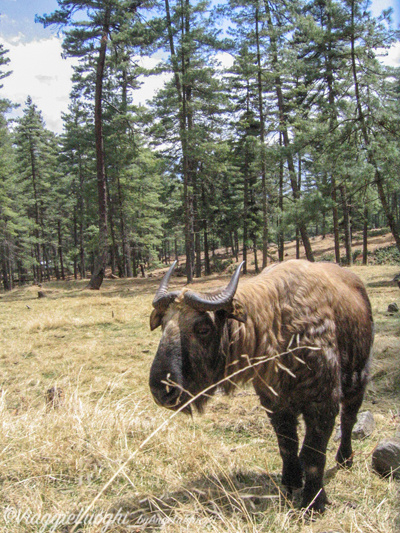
[
  {"left": 0, "top": 38, "right": 172, "bottom": 133},
  {"left": 1, "top": 33, "right": 398, "bottom": 137},
  {"left": 378, "top": 41, "right": 400, "bottom": 66},
  {"left": 0, "top": 36, "right": 77, "bottom": 133}
]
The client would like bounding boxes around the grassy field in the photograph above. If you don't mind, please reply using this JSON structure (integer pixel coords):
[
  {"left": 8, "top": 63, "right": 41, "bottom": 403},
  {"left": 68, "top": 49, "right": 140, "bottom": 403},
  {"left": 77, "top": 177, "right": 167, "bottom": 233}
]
[{"left": 0, "top": 263, "right": 399, "bottom": 532}]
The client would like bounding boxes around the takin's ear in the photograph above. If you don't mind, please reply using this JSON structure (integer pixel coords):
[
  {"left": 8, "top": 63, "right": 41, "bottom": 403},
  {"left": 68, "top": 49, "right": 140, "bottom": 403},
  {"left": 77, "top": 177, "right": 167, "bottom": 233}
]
[
  {"left": 224, "top": 298, "right": 247, "bottom": 323},
  {"left": 150, "top": 308, "right": 163, "bottom": 331}
]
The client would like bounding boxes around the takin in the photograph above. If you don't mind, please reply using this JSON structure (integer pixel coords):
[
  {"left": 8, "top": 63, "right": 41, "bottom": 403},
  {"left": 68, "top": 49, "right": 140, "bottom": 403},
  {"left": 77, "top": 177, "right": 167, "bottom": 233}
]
[{"left": 149, "top": 259, "right": 374, "bottom": 513}]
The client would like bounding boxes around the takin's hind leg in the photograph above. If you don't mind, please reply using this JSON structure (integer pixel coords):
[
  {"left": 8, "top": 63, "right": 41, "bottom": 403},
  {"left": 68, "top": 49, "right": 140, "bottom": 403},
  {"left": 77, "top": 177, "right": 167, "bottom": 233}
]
[
  {"left": 299, "top": 405, "right": 337, "bottom": 513},
  {"left": 268, "top": 411, "right": 303, "bottom": 494},
  {"left": 336, "top": 381, "right": 367, "bottom": 468}
]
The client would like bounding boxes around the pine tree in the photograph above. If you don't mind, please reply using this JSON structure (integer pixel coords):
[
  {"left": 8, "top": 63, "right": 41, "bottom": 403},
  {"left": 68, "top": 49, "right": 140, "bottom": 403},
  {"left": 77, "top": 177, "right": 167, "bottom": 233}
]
[
  {"left": 14, "top": 98, "right": 62, "bottom": 282},
  {"left": 150, "top": 0, "right": 227, "bottom": 281},
  {"left": 37, "top": 0, "right": 143, "bottom": 289}
]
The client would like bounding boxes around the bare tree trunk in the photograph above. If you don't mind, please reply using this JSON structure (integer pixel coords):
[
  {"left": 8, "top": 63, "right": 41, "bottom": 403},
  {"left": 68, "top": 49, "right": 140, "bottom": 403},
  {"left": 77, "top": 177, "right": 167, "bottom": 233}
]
[
  {"left": 256, "top": 5, "right": 268, "bottom": 268},
  {"left": 324, "top": 7, "right": 342, "bottom": 264},
  {"left": 194, "top": 184, "right": 201, "bottom": 278},
  {"left": 1, "top": 245, "right": 11, "bottom": 291},
  {"left": 29, "top": 137, "right": 42, "bottom": 283},
  {"left": 349, "top": 0, "right": 400, "bottom": 252},
  {"left": 363, "top": 205, "right": 368, "bottom": 265},
  {"left": 278, "top": 133, "right": 284, "bottom": 262},
  {"left": 331, "top": 177, "right": 341, "bottom": 264},
  {"left": 165, "top": 0, "right": 194, "bottom": 283},
  {"left": 73, "top": 207, "right": 78, "bottom": 280},
  {"left": 340, "top": 182, "right": 352, "bottom": 265},
  {"left": 57, "top": 219, "right": 65, "bottom": 280},
  {"left": 253, "top": 235, "right": 259, "bottom": 273},
  {"left": 87, "top": 8, "right": 111, "bottom": 290},
  {"left": 204, "top": 225, "right": 210, "bottom": 276},
  {"left": 243, "top": 166, "right": 248, "bottom": 275},
  {"left": 174, "top": 238, "right": 179, "bottom": 262}
]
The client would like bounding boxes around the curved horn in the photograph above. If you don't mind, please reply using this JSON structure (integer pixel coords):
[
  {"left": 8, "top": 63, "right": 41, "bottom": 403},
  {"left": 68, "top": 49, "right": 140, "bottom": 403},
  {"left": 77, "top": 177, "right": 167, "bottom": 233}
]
[
  {"left": 153, "top": 261, "right": 180, "bottom": 310},
  {"left": 184, "top": 261, "right": 245, "bottom": 312}
]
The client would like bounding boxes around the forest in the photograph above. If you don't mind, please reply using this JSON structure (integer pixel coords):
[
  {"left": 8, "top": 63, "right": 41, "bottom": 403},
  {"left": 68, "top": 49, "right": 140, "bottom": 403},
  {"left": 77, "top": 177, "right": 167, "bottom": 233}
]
[{"left": 0, "top": 0, "right": 399, "bottom": 290}]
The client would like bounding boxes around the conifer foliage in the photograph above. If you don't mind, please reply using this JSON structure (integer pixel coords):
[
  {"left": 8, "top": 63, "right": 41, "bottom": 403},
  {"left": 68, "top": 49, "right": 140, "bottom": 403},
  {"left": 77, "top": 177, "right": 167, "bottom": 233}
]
[{"left": 0, "top": 0, "right": 399, "bottom": 289}]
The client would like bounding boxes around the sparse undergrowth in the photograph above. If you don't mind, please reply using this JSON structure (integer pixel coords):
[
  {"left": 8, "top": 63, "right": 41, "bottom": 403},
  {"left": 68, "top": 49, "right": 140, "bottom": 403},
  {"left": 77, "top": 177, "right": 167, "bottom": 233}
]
[{"left": 0, "top": 264, "right": 399, "bottom": 532}]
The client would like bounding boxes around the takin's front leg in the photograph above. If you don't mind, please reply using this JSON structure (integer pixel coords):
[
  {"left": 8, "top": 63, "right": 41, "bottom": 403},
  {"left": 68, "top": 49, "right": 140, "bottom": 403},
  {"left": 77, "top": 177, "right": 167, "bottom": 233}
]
[
  {"left": 299, "top": 404, "right": 337, "bottom": 513},
  {"left": 268, "top": 410, "right": 303, "bottom": 495}
]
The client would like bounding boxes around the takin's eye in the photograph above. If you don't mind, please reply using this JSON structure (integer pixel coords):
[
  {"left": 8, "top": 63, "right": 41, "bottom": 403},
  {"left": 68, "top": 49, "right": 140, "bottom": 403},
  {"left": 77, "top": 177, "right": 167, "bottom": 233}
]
[{"left": 194, "top": 322, "right": 212, "bottom": 338}]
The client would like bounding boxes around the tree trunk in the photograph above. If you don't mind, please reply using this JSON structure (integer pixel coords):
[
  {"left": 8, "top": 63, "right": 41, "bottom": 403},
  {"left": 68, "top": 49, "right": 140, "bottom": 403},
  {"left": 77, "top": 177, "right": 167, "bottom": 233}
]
[
  {"left": 132, "top": 243, "right": 137, "bottom": 277},
  {"left": 43, "top": 244, "right": 51, "bottom": 281},
  {"left": 363, "top": 205, "right": 368, "bottom": 265},
  {"left": 256, "top": 5, "right": 268, "bottom": 268},
  {"left": 106, "top": 172, "right": 122, "bottom": 277},
  {"left": 174, "top": 238, "right": 179, "bottom": 262},
  {"left": 234, "top": 230, "right": 239, "bottom": 261},
  {"left": 194, "top": 184, "right": 201, "bottom": 278},
  {"left": 324, "top": 8, "right": 341, "bottom": 264},
  {"left": 264, "top": 0, "right": 314, "bottom": 262},
  {"left": 331, "top": 177, "right": 341, "bottom": 264},
  {"left": 349, "top": 0, "right": 400, "bottom": 252},
  {"left": 165, "top": 0, "right": 194, "bottom": 283},
  {"left": 340, "top": 183, "right": 352, "bottom": 265},
  {"left": 73, "top": 207, "right": 78, "bottom": 280},
  {"left": 253, "top": 234, "right": 259, "bottom": 273},
  {"left": 29, "top": 136, "right": 42, "bottom": 283},
  {"left": 278, "top": 133, "right": 284, "bottom": 262},
  {"left": 1, "top": 246, "right": 10, "bottom": 291},
  {"left": 204, "top": 223, "right": 211, "bottom": 276},
  {"left": 87, "top": 8, "right": 111, "bottom": 290},
  {"left": 57, "top": 219, "right": 65, "bottom": 280}
]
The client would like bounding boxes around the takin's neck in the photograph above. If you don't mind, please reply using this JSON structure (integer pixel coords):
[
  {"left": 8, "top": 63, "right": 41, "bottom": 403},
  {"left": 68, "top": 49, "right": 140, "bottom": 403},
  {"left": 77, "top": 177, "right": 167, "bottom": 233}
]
[{"left": 220, "top": 286, "right": 283, "bottom": 392}]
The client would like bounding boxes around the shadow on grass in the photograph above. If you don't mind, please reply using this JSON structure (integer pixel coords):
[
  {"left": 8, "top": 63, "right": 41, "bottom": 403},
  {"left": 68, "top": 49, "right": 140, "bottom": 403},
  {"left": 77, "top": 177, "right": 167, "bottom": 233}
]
[
  {"left": 109, "top": 470, "right": 284, "bottom": 530},
  {"left": 367, "top": 280, "right": 397, "bottom": 289}
]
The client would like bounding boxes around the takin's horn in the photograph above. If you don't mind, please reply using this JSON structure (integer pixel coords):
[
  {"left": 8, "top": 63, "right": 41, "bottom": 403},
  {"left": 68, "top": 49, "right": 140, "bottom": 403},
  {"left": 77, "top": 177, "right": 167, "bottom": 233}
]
[
  {"left": 152, "top": 261, "right": 180, "bottom": 310},
  {"left": 184, "top": 261, "right": 245, "bottom": 312}
]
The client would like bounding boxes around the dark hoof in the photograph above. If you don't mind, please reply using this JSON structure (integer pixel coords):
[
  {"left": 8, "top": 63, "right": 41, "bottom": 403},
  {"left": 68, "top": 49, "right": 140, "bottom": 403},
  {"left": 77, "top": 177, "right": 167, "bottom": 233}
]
[
  {"left": 336, "top": 448, "right": 354, "bottom": 468},
  {"left": 301, "top": 488, "right": 329, "bottom": 514}
]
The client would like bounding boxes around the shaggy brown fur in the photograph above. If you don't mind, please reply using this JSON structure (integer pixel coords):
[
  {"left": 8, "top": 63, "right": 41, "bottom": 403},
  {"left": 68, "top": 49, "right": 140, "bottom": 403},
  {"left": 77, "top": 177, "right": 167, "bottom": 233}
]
[{"left": 149, "top": 260, "right": 374, "bottom": 513}]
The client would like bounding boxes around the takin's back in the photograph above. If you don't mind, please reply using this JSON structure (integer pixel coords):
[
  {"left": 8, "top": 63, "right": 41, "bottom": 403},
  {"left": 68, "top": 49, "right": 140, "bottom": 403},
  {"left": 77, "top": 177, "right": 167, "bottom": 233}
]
[{"left": 233, "top": 259, "right": 373, "bottom": 374}]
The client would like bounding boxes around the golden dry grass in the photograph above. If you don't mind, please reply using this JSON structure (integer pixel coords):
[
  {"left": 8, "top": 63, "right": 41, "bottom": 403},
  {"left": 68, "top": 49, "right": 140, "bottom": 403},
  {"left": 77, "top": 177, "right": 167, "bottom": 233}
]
[{"left": 0, "top": 263, "right": 399, "bottom": 532}]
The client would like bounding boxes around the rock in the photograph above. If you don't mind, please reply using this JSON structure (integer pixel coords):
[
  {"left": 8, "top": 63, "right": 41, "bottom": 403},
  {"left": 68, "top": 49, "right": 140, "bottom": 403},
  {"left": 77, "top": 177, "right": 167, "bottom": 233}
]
[
  {"left": 352, "top": 410, "right": 376, "bottom": 440},
  {"left": 372, "top": 438, "right": 400, "bottom": 479},
  {"left": 334, "top": 411, "right": 376, "bottom": 442},
  {"left": 333, "top": 425, "right": 342, "bottom": 442},
  {"left": 387, "top": 303, "right": 399, "bottom": 313}
]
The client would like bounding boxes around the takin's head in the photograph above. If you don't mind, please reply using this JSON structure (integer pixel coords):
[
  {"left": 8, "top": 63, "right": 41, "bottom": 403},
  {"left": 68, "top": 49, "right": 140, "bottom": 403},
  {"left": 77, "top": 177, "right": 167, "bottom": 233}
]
[{"left": 149, "top": 262, "right": 246, "bottom": 414}]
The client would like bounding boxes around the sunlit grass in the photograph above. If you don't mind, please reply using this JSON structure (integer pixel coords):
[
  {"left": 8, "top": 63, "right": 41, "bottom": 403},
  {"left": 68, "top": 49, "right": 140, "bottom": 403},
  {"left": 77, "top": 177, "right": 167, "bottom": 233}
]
[{"left": 0, "top": 264, "right": 398, "bottom": 532}]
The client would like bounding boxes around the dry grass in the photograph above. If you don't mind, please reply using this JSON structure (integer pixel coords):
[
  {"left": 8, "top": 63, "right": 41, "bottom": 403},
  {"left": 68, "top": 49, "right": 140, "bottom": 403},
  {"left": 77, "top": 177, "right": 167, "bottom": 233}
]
[{"left": 0, "top": 263, "right": 399, "bottom": 532}]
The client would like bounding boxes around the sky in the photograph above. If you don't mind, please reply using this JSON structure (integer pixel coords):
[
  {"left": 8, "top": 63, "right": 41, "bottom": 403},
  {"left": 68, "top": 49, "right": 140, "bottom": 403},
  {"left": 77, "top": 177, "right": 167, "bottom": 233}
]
[{"left": 0, "top": 0, "right": 399, "bottom": 134}]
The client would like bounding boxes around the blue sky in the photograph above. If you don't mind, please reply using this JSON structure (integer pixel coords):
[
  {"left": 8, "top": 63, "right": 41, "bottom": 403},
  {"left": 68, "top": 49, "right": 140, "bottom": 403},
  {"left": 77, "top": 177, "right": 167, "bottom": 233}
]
[
  {"left": 2, "top": 0, "right": 397, "bottom": 38},
  {"left": 0, "top": 0, "right": 61, "bottom": 41},
  {"left": 0, "top": 0, "right": 399, "bottom": 133}
]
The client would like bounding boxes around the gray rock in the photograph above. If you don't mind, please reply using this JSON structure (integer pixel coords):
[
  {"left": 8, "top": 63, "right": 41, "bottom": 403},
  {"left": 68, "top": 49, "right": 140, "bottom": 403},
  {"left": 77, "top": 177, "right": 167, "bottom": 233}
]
[
  {"left": 372, "top": 438, "right": 400, "bottom": 479},
  {"left": 333, "top": 425, "right": 341, "bottom": 442},
  {"left": 334, "top": 411, "right": 376, "bottom": 442},
  {"left": 352, "top": 411, "right": 376, "bottom": 440}
]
